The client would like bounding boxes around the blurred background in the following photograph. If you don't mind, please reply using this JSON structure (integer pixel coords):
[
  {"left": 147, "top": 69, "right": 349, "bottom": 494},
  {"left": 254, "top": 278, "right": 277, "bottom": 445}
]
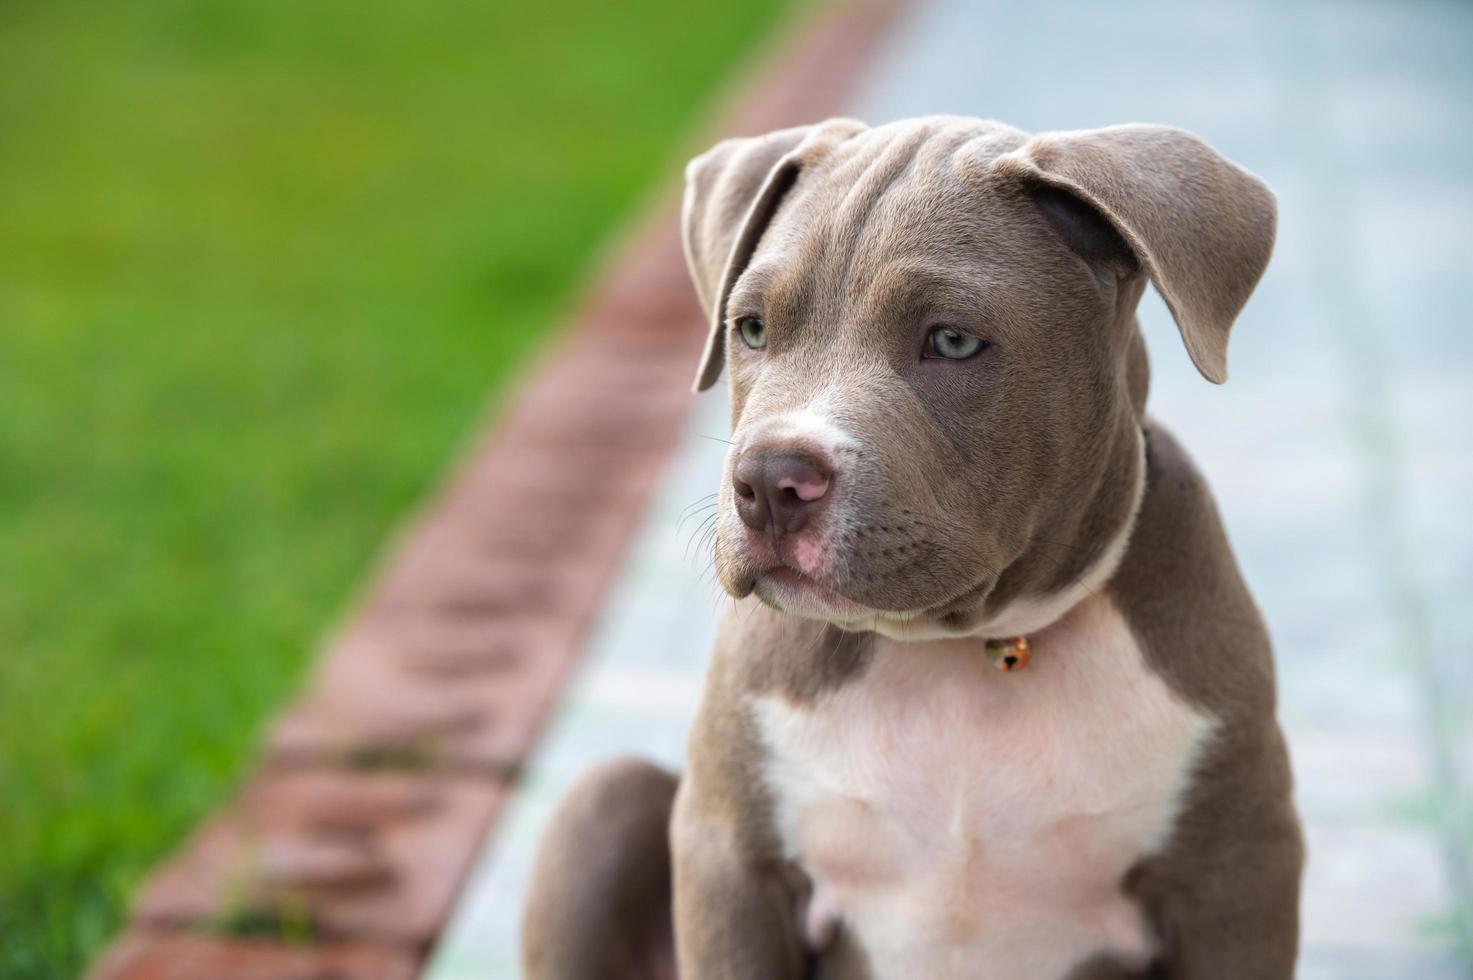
[
  {"left": 3, "top": 1, "right": 1471, "bottom": 978},
  {"left": 0, "top": 1, "right": 789, "bottom": 975}
]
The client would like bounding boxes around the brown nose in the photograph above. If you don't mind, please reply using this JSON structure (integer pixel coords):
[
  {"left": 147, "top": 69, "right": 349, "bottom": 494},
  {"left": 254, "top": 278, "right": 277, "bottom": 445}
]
[{"left": 732, "top": 449, "right": 832, "bottom": 535}]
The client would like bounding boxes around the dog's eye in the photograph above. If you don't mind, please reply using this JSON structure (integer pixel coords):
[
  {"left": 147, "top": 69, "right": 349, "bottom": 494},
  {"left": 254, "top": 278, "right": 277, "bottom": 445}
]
[
  {"left": 736, "top": 315, "right": 767, "bottom": 350},
  {"left": 925, "top": 326, "right": 987, "bottom": 360}
]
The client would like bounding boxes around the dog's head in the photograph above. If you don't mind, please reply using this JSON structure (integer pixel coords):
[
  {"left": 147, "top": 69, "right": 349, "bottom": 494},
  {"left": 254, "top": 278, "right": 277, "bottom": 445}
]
[{"left": 682, "top": 116, "right": 1274, "bottom": 639}]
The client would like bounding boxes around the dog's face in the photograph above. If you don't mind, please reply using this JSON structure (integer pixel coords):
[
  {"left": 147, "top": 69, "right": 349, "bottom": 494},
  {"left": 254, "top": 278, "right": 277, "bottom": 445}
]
[{"left": 682, "top": 117, "right": 1274, "bottom": 638}]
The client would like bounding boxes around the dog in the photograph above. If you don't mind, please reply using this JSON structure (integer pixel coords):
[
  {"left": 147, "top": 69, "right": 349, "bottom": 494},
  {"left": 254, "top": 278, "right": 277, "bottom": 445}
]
[{"left": 523, "top": 116, "right": 1303, "bottom": 979}]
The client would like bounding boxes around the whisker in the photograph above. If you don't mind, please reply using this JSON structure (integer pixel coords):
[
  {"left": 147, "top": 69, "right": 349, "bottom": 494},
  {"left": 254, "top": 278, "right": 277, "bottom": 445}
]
[
  {"left": 676, "top": 499, "right": 719, "bottom": 540},
  {"left": 680, "top": 508, "right": 716, "bottom": 550},
  {"left": 686, "top": 513, "right": 719, "bottom": 564},
  {"left": 677, "top": 492, "right": 718, "bottom": 519}
]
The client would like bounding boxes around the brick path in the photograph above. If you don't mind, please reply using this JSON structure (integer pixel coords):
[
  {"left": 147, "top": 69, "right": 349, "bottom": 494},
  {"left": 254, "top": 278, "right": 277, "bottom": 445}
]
[{"left": 430, "top": 0, "right": 1473, "bottom": 977}]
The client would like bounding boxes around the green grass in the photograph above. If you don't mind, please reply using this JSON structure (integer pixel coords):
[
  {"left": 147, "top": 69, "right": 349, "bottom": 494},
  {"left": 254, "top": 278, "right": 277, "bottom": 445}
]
[{"left": 0, "top": 0, "right": 793, "bottom": 974}]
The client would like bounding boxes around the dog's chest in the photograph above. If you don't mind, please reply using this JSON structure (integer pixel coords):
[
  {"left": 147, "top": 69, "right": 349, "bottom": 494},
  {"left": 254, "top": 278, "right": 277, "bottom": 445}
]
[{"left": 750, "top": 598, "right": 1215, "bottom": 980}]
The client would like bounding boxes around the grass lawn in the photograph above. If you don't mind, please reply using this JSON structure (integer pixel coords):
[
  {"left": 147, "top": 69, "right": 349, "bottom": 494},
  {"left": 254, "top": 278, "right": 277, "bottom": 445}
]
[{"left": 0, "top": 0, "right": 793, "bottom": 974}]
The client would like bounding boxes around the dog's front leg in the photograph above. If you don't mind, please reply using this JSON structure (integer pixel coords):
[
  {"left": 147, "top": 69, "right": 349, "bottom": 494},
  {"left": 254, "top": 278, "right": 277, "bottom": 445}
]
[
  {"left": 671, "top": 780, "right": 808, "bottom": 980},
  {"left": 1160, "top": 828, "right": 1302, "bottom": 979},
  {"left": 1151, "top": 745, "right": 1304, "bottom": 980}
]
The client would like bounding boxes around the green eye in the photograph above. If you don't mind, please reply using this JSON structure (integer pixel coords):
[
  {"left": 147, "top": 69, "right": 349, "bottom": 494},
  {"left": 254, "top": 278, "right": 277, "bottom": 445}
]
[
  {"left": 736, "top": 315, "right": 767, "bottom": 350},
  {"left": 925, "top": 326, "right": 987, "bottom": 360}
]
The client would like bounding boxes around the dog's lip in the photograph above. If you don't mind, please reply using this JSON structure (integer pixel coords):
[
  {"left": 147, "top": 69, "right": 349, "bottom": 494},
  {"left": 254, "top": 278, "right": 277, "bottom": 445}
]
[
  {"left": 765, "top": 556, "right": 835, "bottom": 589},
  {"left": 755, "top": 563, "right": 874, "bottom": 620},
  {"left": 732, "top": 537, "right": 990, "bottom": 625},
  {"left": 749, "top": 550, "right": 977, "bottom": 616},
  {"left": 763, "top": 564, "right": 823, "bottom": 590}
]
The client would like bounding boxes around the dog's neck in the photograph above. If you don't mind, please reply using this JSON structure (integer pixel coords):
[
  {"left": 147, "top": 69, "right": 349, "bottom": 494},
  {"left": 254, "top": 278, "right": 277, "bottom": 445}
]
[{"left": 980, "top": 427, "right": 1153, "bottom": 673}]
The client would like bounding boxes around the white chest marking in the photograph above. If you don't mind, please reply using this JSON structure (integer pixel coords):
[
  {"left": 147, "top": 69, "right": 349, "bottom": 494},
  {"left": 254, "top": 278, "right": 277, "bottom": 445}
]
[{"left": 750, "top": 596, "right": 1215, "bottom": 980}]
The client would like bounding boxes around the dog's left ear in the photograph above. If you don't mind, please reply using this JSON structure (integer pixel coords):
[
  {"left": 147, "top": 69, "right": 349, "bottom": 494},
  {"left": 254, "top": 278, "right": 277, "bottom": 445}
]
[
  {"left": 995, "top": 125, "right": 1276, "bottom": 383},
  {"left": 682, "top": 118, "right": 867, "bottom": 392}
]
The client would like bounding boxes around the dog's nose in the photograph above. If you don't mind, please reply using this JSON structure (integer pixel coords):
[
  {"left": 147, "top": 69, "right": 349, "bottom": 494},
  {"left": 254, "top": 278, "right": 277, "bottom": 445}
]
[{"left": 732, "top": 449, "right": 831, "bottom": 535}]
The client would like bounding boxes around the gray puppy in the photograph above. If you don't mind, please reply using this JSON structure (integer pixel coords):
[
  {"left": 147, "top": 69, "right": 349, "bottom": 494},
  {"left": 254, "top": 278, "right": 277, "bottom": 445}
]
[{"left": 524, "top": 116, "right": 1303, "bottom": 980}]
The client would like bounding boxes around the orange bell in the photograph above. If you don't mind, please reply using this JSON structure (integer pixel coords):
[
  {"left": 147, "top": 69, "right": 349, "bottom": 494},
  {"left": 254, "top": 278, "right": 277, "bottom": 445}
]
[{"left": 985, "top": 635, "right": 1032, "bottom": 672}]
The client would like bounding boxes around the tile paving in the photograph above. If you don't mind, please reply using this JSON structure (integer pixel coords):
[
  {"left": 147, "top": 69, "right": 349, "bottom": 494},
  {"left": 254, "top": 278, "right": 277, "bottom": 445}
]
[{"left": 428, "top": 0, "right": 1473, "bottom": 975}]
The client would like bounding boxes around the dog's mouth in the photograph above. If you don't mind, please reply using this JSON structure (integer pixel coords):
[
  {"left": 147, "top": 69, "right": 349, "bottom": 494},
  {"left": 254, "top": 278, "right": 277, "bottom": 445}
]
[
  {"left": 744, "top": 562, "right": 872, "bottom": 623},
  {"left": 748, "top": 560, "right": 989, "bottom": 631},
  {"left": 716, "top": 505, "right": 1003, "bottom": 634},
  {"left": 731, "top": 549, "right": 1005, "bottom": 639},
  {"left": 719, "top": 511, "right": 985, "bottom": 621},
  {"left": 752, "top": 568, "right": 1007, "bottom": 642}
]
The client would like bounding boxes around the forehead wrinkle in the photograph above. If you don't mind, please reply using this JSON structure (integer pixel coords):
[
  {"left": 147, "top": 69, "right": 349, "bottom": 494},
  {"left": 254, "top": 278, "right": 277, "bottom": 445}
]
[
  {"left": 845, "top": 151, "right": 985, "bottom": 284},
  {"left": 863, "top": 261, "right": 987, "bottom": 322},
  {"left": 814, "top": 125, "right": 945, "bottom": 282},
  {"left": 748, "top": 122, "right": 1022, "bottom": 343},
  {"left": 806, "top": 120, "right": 1029, "bottom": 276}
]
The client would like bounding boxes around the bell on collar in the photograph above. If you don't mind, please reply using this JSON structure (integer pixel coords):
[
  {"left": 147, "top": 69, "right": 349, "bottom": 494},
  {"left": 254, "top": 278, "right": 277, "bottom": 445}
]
[{"left": 985, "top": 636, "right": 1032, "bottom": 672}]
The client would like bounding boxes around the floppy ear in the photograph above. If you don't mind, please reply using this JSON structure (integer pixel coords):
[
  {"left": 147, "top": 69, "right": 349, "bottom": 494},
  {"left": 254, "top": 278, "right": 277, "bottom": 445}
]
[
  {"left": 995, "top": 125, "right": 1276, "bottom": 383},
  {"left": 681, "top": 118, "right": 866, "bottom": 391}
]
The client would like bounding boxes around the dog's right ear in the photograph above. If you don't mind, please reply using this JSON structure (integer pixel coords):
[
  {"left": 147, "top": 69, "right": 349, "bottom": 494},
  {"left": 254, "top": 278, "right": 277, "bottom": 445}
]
[{"left": 682, "top": 119, "right": 866, "bottom": 392}]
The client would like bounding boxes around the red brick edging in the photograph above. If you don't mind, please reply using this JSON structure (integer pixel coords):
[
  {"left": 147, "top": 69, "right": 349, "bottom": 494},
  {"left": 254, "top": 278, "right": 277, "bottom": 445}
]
[{"left": 88, "top": 1, "right": 902, "bottom": 976}]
